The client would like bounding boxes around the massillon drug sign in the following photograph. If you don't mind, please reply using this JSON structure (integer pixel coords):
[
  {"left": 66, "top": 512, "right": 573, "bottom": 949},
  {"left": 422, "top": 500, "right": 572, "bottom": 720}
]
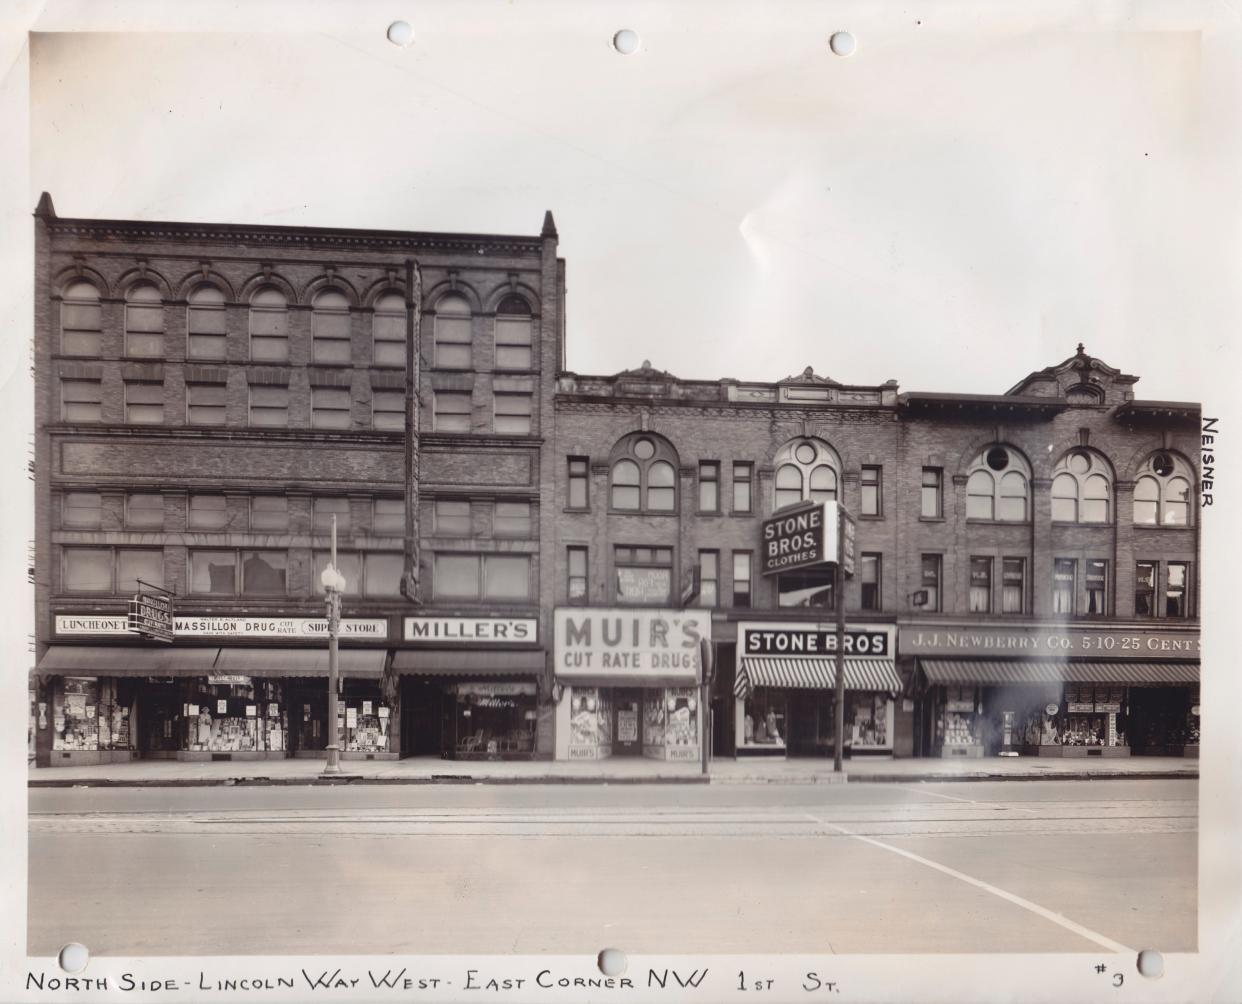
[{"left": 760, "top": 500, "right": 841, "bottom": 576}]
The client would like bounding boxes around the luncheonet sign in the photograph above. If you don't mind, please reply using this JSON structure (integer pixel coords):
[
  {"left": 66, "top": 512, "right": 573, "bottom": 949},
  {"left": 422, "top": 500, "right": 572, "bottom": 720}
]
[
  {"left": 761, "top": 500, "right": 840, "bottom": 575},
  {"left": 554, "top": 608, "right": 710, "bottom": 682}
]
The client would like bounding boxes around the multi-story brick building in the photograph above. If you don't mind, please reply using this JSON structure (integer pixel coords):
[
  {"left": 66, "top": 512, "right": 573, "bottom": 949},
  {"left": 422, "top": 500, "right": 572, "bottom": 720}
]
[
  {"left": 31, "top": 194, "right": 563, "bottom": 767},
  {"left": 549, "top": 350, "right": 1201, "bottom": 762}
]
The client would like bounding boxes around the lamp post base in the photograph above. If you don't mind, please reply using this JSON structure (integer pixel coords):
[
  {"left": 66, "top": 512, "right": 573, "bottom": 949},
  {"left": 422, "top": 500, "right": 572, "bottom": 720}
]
[{"left": 321, "top": 746, "right": 342, "bottom": 775}]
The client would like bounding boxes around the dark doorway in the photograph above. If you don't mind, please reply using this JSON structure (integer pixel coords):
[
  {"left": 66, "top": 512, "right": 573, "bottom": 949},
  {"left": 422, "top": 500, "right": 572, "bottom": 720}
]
[
  {"left": 613, "top": 687, "right": 641, "bottom": 756},
  {"left": 137, "top": 683, "right": 180, "bottom": 756},
  {"left": 401, "top": 679, "right": 445, "bottom": 757}
]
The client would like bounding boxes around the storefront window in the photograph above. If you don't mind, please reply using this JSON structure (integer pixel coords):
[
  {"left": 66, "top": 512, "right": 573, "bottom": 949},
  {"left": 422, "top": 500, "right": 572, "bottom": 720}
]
[
  {"left": 742, "top": 690, "right": 786, "bottom": 747},
  {"left": 568, "top": 687, "right": 613, "bottom": 757},
  {"left": 663, "top": 687, "right": 699, "bottom": 754},
  {"left": 847, "top": 693, "right": 891, "bottom": 749},
  {"left": 53, "top": 677, "right": 101, "bottom": 751},
  {"left": 342, "top": 682, "right": 392, "bottom": 753},
  {"left": 185, "top": 679, "right": 261, "bottom": 752},
  {"left": 455, "top": 682, "right": 536, "bottom": 757},
  {"left": 938, "top": 686, "right": 979, "bottom": 748},
  {"left": 778, "top": 567, "right": 834, "bottom": 608}
]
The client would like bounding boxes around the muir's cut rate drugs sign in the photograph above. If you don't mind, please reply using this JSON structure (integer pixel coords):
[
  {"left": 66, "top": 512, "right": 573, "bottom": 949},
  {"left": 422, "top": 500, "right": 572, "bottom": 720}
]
[{"left": 761, "top": 500, "right": 840, "bottom": 575}]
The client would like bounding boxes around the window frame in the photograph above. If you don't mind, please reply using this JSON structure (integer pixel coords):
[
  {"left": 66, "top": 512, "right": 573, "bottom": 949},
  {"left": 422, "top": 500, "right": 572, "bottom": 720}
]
[
  {"left": 1165, "top": 561, "right": 1190, "bottom": 618},
  {"left": 493, "top": 500, "right": 532, "bottom": 538},
  {"left": 860, "top": 552, "right": 882, "bottom": 611},
  {"left": 969, "top": 556, "right": 993, "bottom": 613},
  {"left": 124, "top": 492, "right": 164, "bottom": 530},
  {"left": 124, "top": 380, "right": 164, "bottom": 424},
  {"left": 124, "top": 282, "right": 165, "bottom": 359},
  {"left": 1135, "top": 561, "right": 1158, "bottom": 617},
  {"left": 732, "top": 462, "right": 753, "bottom": 514},
  {"left": 432, "top": 294, "right": 473, "bottom": 370},
  {"left": 186, "top": 382, "right": 227, "bottom": 426},
  {"left": 248, "top": 286, "right": 290, "bottom": 363},
  {"left": 921, "top": 468, "right": 943, "bottom": 519},
  {"left": 920, "top": 554, "right": 942, "bottom": 611},
  {"left": 310, "top": 386, "right": 352, "bottom": 430},
  {"left": 613, "top": 545, "right": 674, "bottom": 606},
  {"left": 433, "top": 391, "right": 472, "bottom": 433},
  {"left": 187, "top": 494, "right": 229, "bottom": 531},
  {"left": 567, "top": 456, "right": 590, "bottom": 510},
  {"left": 698, "top": 549, "right": 720, "bottom": 608},
  {"left": 372, "top": 389, "right": 405, "bottom": 431},
  {"left": 60, "top": 281, "right": 102, "bottom": 357},
  {"left": 1084, "top": 558, "right": 1109, "bottom": 616},
  {"left": 186, "top": 284, "right": 228, "bottom": 361},
  {"left": 493, "top": 391, "right": 533, "bottom": 435},
  {"left": 1052, "top": 558, "right": 1077, "bottom": 615},
  {"left": 494, "top": 295, "right": 534, "bottom": 371},
  {"left": 60, "top": 378, "right": 103, "bottom": 423},
  {"left": 698, "top": 461, "right": 720, "bottom": 514},
  {"left": 249, "top": 495, "right": 289, "bottom": 532},
  {"left": 432, "top": 552, "right": 533, "bottom": 603},
  {"left": 860, "top": 465, "right": 882, "bottom": 517},
  {"left": 1001, "top": 557, "right": 1026, "bottom": 614},
  {"left": 62, "top": 491, "right": 103, "bottom": 529},
  {"left": 732, "top": 551, "right": 753, "bottom": 608},
  {"left": 310, "top": 289, "right": 352, "bottom": 365},
  {"left": 567, "top": 546, "right": 589, "bottom": 604},
  {"left": 372, "top": 292, "right": 407, "bottom": 368},
  {"left": 248, "top": 384, "right": 290, "bottom": 427}
]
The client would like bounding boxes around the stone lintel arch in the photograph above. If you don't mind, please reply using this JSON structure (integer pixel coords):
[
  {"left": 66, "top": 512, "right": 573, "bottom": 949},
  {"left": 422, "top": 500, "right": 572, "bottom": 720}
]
[
  {"left": 173, "top": 267, "right": 237, "bottom": 303},
  {"left": 115, "top": 265, "right": 174, "bottom": 300},
  {"left": 237, "top": 271, "right": 298, "bottom": 305},
  {"left": 952, "top": 436, "right": 1035, "bottom": 479},
  {"left": 1118, "top": 443, "right": 1197, "bottom": 483},
  {"left": 422, "top": 278, "right": 484, "bottom": 314},
  {"left": 51, "top": 264, "right": 111, "bottom": 299},
  {"left": 482, "top": 281, "right": 541, "bottom": 315},
  {"left": 301, "top": 273, "right": 361, "bottom": 308}
]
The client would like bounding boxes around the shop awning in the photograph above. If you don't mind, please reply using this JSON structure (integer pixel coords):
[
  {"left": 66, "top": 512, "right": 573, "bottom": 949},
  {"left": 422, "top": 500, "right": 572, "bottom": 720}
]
[
  {"left": 734, "top": 658, "right": 901, "bottom": 697},
  {"left": 392, "top": 648, "right": 545, "bottom": 677},
  {"left": 35, "top": 645, "right": 220, "bottom": 676},
  {"left": 213, "top": 647, "right": 388, "bottom": 678},
  {"left": 920, "top": 659, "right": 1200, "bottom": 686}
]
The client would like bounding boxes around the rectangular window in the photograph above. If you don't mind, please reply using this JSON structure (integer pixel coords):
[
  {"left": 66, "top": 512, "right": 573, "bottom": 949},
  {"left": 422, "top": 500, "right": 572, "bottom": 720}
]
[
  {"left": 861, "top": 465, "right": 882, "bottom": 516},
  {"left": 778, "top": 567, "right": 834, "bottom": 609},
  {"left": 188, "top": 494, "right": 229, "bottom": 530},
  {"left": 63, "top": 547, "right": 113, "bottom": 592},
  {"left": 249, "top": 496, "right": 289, "bottom": 532},
  {"left": 434, "top": 391, "right": 472, "bottom": 433},
  {"left": 61, "top": 379, "right": 102, "bottom": 422},
  {"left": 921, "top": 468, "right": 943, "bottom": 518},
  {"left": 117, "top": 549, "right": 163, "bottom": 593},
  {"left": 433, "top": 554, "right": 531, "bottom": 601},
  {"left": 567, "top": 457, "right": 589, "bottom": 509},
  {"left": 1135, "top": 561, "right": 1157, "bottom": 616},
  {"left": 1001, "top": 557, "right": 1026, "bottom": 614},
  {"left": 732, "top": 551, "right": 752, "bottom": 608},
  {"left": 1053, "top": 558, "right": 1077, "bottom": 615},
  {"left": 434, "top": 500, "right": 471, "bottom": 535},
  {"left": 187, "top": 300, "right": 227, "bottom": 360},
  {"left": 313, "top": 551, "right": 404, "bottom": 598},
  {"left": 920, "top": 554, "right": 941, "bottom": 611},
  {"left": 62, "top": 492, "right": 102, "bottom": 529},
  {"left": 698, "top": 462, "right": 720, "bottom": 513},
  {"left": 125, "top": 493, "right": 164, "bottom": 529},
  {"left": 241, "top": 550, "right": 288, "bottom": 594},
  {"left": 1166, "top": 562, "right": 1189, "bottom": 618},
  {"left": 249, "top": 299, "right": 289, "bottom": 362},
  {"left": 189, "top": 550, "right": 237, "bottom": 595},
  {"left": 186, "top": 382, "right": 227, "bottom": 426},
  {"left": 125, "top": 299, "right": 164, "bottom": 358},
  {"left": 311, "top": 387, "right": 351, "bottom": 430},
  {"left": 125, "top": 381, "right": 163, "bottom": 424},
  {"left": 434, "top": 312, "right": 472, "bottom": 369},
  {"left": 614, "top": 545, "right": 674, "bottom": 605},
  {"left": 567, "top": 546, "right": 588, "bottom": 603},
  {"left": 314, "top": 550, "right": 362, "bottom": 595},
  {"left": 969, "top": 556, "right": 992, "bottom": 613},
  {"left": 313, "top": 497, "right": 351, "bottom": 534},
  {"left": 372, "top": 390, "right": 404, "bottom": 431},
  {"left": 495, "top": 316, "right": 533, "bottom": 370},
  {"left": 373, "top": 306, "right": 406, "bottom": 367},
  {"left": 372, "top": 498, "right": 405, "bottom": 535},
  {"left": 312, "top": 306, "right": 352, "bottom": 364},
  {"left": 494, "top": 392, "right": 533, "bottom": 435},
  {"left": 1085, "top": 559, "right": 1108, "bottom": 616},
  {"left": 249, "top": 385, "right": 289, "bottom": 426},
  {"left": 732, "top": 462, "right": 753, "bottom": 513},
  {"left": 699, "top": 550, "right": 719, "bottom": 608},
  {"left": 860, "top": 553, "right": 881, "bottom": 611},
  {"left": 61, "top": 290, "right": 102, "bottom": 356},
  {"left": 494, "top": 501, "right": 532, "bottom": 538}
]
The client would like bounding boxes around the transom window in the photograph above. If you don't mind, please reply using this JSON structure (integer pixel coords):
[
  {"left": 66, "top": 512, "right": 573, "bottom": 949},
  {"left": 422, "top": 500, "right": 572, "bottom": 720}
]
[
  {"left": 249, "top": 286, "right": 289, "bottom": 362},
  {"left": 372, "top": 292, "right": 406, "bottom": 367},
  {"left": 1051, "top": 450, "right": 1112, "bottom": 523},
  {"left": 434, "top": 294, "right": 472, "bottom": 369},
  {"left": 63, "top": 492, "right": 103, "bottom": 529},
  {"left": 1133, "top": 452, "right": 1192, "bottom": 526},
  {"left": 494, "top": 294, "right": 533, "bottom": 370},
  {"left": 609, "top": 434, "right": 679, "bottom": 512},
  {"left": 125, "top": 283, "right": 164, "bottom": 358},
  {"left": 311, "top": 289, "right": 352, "bottom": 364},
  {"left": 187, "top": 285, "right": 227, "bottom": 359},
  {"left": 966, "top": 445, "right": 1030, "bottom": 521},
  {"left": 61, "top": 280, "right": 102, "bottom": 356},
  {"left": 772, "top": 438, "right": 838, "bottom": 510}
]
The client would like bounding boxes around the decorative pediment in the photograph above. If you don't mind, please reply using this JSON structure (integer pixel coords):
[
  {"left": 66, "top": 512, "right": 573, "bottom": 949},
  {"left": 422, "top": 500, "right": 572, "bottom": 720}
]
[
  {"left": 778, "top": 365, "right": 839, "bottom": 386},
  {"left": 1005, "top": 344, "right": 1139, "bottom": 402},
  {"left": 614, "top": 359, "right": 678, "bottom": 381}
]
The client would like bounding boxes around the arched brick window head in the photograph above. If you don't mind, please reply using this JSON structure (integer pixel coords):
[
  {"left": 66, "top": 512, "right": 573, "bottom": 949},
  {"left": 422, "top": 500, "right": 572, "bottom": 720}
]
[
  {"left": 772, "top": 438, "right": 838, "bottom": 511},
  {"left": 966, "top": 445, "right": 1031, "bottom": 521},
  {"left": 608, "top": 434, "right": 680, "bottom": 513},
  {"left": 1051, "top": 449, "right": 1113, "bottom": 524},
  {"left": 1134, "top": 452, "right": 1193, "bottom": 526}
]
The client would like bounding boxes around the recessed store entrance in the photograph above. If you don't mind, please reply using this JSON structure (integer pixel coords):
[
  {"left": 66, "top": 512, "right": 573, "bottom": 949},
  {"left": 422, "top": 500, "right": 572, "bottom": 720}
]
[{"left": 612, "top": 687, "right": 642, "bottom": 756}]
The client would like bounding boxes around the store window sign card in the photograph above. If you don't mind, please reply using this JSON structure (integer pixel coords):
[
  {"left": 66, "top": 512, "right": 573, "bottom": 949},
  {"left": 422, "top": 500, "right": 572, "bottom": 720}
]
[
  {"left": 245, "top": 705, "right": 256, "bottom": 718},
  {"left": 346, "top": 708, "right": 358, "bottom": 728},
  {"left": 216, "top": 700, "right": 227, "bottom": 715}
]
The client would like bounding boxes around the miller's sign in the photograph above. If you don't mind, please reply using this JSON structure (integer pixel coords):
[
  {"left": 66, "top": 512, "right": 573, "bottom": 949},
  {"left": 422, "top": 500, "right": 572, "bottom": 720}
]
[
  {"left": 554, "top": 607, "right": 710, "bottom": 683},
  {"left": 404, "top": 617, "right": 537, "bottom": 644},
  {"left": 760, "top": 501, "right": 847, "bottom": 576}
]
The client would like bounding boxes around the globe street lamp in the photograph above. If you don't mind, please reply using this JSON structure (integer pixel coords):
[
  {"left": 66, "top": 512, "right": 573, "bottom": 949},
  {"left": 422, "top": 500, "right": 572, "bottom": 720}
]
[{"left": 319, "top": 514, "right": 347, "bottom": 775}]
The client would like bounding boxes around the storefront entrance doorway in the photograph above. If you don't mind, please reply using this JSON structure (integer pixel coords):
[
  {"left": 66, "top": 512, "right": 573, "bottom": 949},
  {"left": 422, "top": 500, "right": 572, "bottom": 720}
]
[
  {"left": 401, "top": 679, "right": 446, "bottom": 757},
  {"left": 137, "top": 682, "right": 180, "bottom": 758},
  {"left": 612, "top": 687, "right": 642, "bottom": 756}
]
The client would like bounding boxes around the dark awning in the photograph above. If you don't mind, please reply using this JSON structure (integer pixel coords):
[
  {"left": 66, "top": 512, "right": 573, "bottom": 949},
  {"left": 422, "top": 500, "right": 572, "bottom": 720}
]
[
  {"left": 35, "top": 646, "right": 220, "bottom": 676},
  {"left": 213, "top": 647, "right": 388, "bottom": 678},
  {"left": 392, "top": 648, "right": 545, "bottom": 677},
  {"left": 920, "top": 659, "right": 1199, "bottom": 686},
  {"left": 734, "top": 658, "right": 901, "bottom": 697}
]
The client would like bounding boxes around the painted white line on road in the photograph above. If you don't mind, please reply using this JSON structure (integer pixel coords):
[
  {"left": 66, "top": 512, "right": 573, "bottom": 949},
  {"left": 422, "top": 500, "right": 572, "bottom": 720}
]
[
  {"left": 892, "top": 784, "right": 975, "bottom": 804},
  {"left": 803, "top": 811, "right": 1135, "bottom": 954}
]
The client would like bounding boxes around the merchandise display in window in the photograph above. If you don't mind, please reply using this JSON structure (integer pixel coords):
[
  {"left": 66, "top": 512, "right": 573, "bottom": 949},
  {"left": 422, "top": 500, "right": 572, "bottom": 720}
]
[
  {"left": 454, "top": 682, "right": 535, "bottom": 759},
  {"left": 936, "top": 685, "right": 982, "bottom": 758},
  {"left": 742, "top": 690, "right": 787, "bottom": 749}
]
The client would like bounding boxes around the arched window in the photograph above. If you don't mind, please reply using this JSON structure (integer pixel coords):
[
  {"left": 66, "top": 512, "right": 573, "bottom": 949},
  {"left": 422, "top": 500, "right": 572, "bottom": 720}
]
[
  {"left": 187, "top": 284, "right": 227, "bottom": 359},
  {"left": 434, "top": 293, "right": 472, "bottom": 369},
  {"left": 608, "top": 434, "right": 680, "bottom": 513},
  {"left": 372, "top": 292, "right": 406, "bottom": 367},
  {"left": 61, "top": 280, "right": 101, "bottom": 356},
  {"left": 125, "top": 282, "right": 164, "bottom": 358},
  {"left": 249, "top": 286, "right": 289, "bottom": 362},
  {"left": 495, "top": 294, "right": 533, "bottom": 370},
  {"left": 311, "top": 289, "right": 351, "bottom": 364},
  {"left": 771, "top": 438, "right": 839, "bottom": 511},
  {"left": 965, "top": 445, "right": 1030, "bottom": 521},
  {"left": 1133, "top": 452, "right": 1193, "bottom": 526},
  {"left": 1051, "top": 450, "right": 1113, "bottom": 524}
]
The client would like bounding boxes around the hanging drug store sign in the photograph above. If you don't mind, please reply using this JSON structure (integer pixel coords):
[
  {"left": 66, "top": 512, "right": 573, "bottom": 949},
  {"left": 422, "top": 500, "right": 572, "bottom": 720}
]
[
  {"left": 554, "top": 607, "right": 710, "bottom": 682},
  {"left": 761, "top": 501, "right": 842, "bottom": 575},
  {"left": 127, "top": 593, "right": 174, "bottom": 643},
  {"left": 56, "top": 615, "right": 388, "bottom": 638}
]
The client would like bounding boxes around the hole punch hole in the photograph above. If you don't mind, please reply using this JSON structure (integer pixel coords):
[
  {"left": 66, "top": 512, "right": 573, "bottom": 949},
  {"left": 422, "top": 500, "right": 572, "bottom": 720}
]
[
  {"left": 387, "top": 21, "right": 414, "bottom": 48},
  {"left": 829, "top": 31, "right": 857, "bottom": 57},
  {"left": 1137, "top": 949, "right": 1164, "bottom": 979},
  {"left": 58, "top": 943, "right": 89, "bottom": 974},
  {"left": 597, "top": 948, "right": 628, "bottom": 977},
  {"left": 612, "top": 29, "right": 641, "bottom": 55}
]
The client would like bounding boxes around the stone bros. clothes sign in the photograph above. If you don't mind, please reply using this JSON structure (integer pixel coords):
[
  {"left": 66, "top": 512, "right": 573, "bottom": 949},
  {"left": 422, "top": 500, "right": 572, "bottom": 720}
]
[{"left": 760, "top": 500, "right": 841, "bottom": 576}]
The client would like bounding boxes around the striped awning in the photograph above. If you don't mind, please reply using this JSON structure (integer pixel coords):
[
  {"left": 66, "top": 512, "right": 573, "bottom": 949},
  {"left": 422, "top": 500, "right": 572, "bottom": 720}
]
[
  {"left": 920, "top": 660, "right": 1199, "bottom": 686},
  {"left": 734, "top": 657, "right": 901, "bottom": 698}
]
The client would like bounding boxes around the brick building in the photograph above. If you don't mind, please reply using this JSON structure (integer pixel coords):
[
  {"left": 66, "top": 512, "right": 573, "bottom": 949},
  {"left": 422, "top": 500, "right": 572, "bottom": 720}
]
[
  {"left": 31, "top": 194, "right": 563, "bottom": 767},
  {"left": 549, "top": 351, "right": 1201, "bottom": 761}
]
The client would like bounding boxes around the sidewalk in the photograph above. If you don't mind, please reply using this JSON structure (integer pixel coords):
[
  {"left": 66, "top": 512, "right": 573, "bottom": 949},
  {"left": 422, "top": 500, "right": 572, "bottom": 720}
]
[{"left": 28, "top": 754, "right": 1198, "bottom": 787}]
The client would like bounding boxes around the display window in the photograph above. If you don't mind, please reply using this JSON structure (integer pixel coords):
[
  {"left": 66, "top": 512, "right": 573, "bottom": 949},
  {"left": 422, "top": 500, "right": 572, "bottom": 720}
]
[
  {"left": 454, "top": 682, "right": 536, "bottom": 757},
  {"left": 184, "top": 678, "right": 260, "bottom": 752},
  {"left": 847, "top": 693, "right": 891, "bottom": 749},
  {"left": 937, "top": 685, "right": 980, "bottom": 749},
  {"left": 53, "top": 676, "right": 100, "bottom": 751},
  {"left": 742, "top": 689, "right": 787, "bottom": 748},
  {"left": 568, "top": 687, "right": 613, "bottom": 758}
]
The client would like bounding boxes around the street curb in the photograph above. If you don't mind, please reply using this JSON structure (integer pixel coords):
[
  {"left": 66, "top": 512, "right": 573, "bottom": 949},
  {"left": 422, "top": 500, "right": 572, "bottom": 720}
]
[{"left": 27, "top": 770, "right": 1196, "bottom": 789}]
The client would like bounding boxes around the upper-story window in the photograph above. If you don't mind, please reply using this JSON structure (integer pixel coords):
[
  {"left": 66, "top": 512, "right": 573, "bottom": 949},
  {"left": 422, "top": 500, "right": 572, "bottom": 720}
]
[
  {"left": 433, "top": 294, "right": 472, "bottom": 369},
  {"left": 494, "top": 294, "right": 533, "bottom": 370},
  {"left": 1051, "top": 449, "right": 1112, "bottom": 524},
  {"left": 773, "top": 438, "right": 838, "bottom": 511},
  {"left": 311, "top": 289, "right": 351, "bottom": 364},
  {"left": 609, "top": 434, "right": 679, "bottom": 513},
  {"left": 61, "top": 280, "right": 102, "bottom": 356},
  {"left": 372, "top": 292, "right": 406, "bottom": 367},
  {"left": 966, "top": 445, "right": 1031, "bottom": 521},
  {"left": 125, "top": 282, "right": 164, "bottom": 358},
  {"left": 187, "top": 284, "right": 227, "bottom": 359},
  {"left": 1133, "top": 452, "right": 1193, "bottom": 526},
  {"left": 249, "top": 287, "right": 289, "bottom": 362}
]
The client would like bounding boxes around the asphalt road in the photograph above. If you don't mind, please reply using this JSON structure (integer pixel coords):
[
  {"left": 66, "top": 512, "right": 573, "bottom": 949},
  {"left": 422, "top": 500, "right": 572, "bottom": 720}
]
[{"left": 27, "top": 779, "right": 1197, "bottom": 956}]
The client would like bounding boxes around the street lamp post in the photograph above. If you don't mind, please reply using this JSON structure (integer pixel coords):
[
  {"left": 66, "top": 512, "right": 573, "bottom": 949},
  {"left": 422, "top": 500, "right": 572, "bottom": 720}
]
[{"left": 320, "top": 514, "right": 347, "bottom": 776}]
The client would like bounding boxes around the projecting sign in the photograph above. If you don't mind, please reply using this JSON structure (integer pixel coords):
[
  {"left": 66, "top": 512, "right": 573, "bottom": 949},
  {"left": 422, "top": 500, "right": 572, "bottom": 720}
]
[
  {"left": 554, "top": 607, "right": 710, "bottom": 683},
  {"left": 761, "top": 501, "right": 845, "bottom": 576},
  {"left": 127, "top": 592, "right": 174, "bottom": 643},
  {"left": 404, "top": 616, "right": 537, "bottom": 644}
]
